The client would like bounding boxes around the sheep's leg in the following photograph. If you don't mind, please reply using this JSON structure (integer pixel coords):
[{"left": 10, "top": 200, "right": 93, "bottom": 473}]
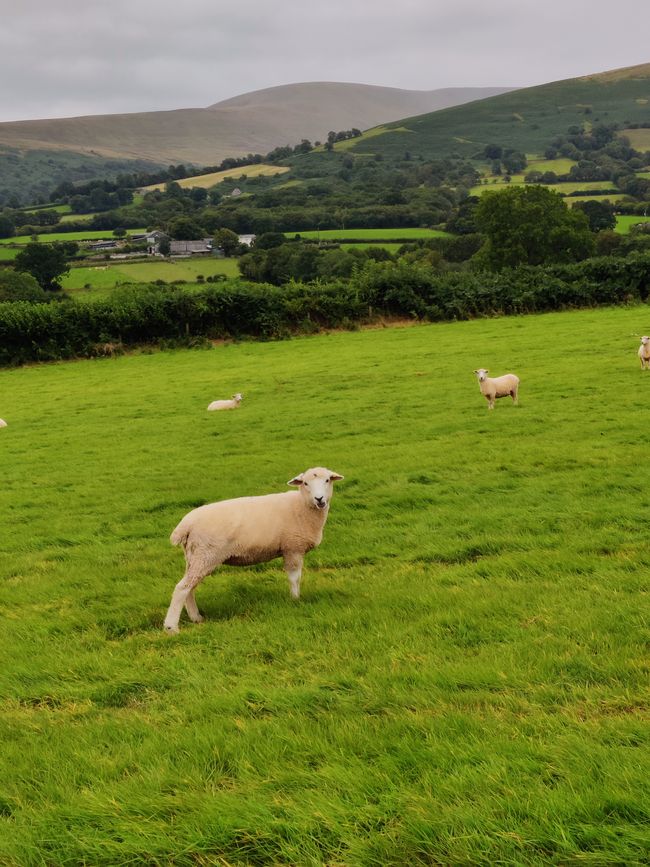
[
  {"left": 184, "top": 590, "right": 204, "bottom": 624},
  {"left": 512, "top": 386, "right": 519, "bottom": 405},
  {"left": 283, "top": 553, "right": 304, "bottom": 600},
  {"left": 488, "top": 397, "right": 495, "bottom": 409},
  {"left": 164, "top": 565, "right": 212, "bottom": 634}
]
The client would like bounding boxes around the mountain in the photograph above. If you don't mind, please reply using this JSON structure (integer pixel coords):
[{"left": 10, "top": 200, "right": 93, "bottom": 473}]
[
  {"left": 0, "top": 82, "right": 513, "bottom": 203},
  {"left": 0, "top": 82, "right": 514, "bottom": 165},
  {"left": 331, "top": 63, "right": 650, "bottom": 162}
]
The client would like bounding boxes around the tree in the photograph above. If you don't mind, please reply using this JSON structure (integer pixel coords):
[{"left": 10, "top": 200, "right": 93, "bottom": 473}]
[
  {"left": 572, "top": 200, "right": 616, "bottom": 233},
  {"left": 14, "top": 242, "right": 71, "bottom": 291},
  {"left": 0, "top": 214, "right": 15, "bottom": 238},
  {"left": 474, "top": 186, "right": 594, "bottom": 271},
  {"left": 168, "top": 216, "right": 206, "bottom": 240},
  {"left": 213, "top": 228, "right": 240, "bottom": 256}
]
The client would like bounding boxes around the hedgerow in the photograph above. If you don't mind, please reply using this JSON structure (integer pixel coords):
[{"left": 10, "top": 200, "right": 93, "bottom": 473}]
[{"left": 0, "top": 254, "right": 648, "bottom": 366}]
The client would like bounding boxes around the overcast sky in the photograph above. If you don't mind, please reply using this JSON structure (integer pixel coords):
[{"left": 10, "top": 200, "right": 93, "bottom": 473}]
[{"left": 1, "top": 0, "right": 648, "bottom": 123}]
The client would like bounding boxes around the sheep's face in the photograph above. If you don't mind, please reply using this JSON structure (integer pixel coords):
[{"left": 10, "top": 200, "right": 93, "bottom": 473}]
[
  {"left": 233, "top": 393, "right": 243, "bottom": 402},
  {"left": 288, "top": 467, "right": 344, "bottom": 510},
  {"left": 474, "top": 368, "right": 489, "bottom": 382},
  {"left": 641, "top": 337, "right": 649, "bottom": 345}
]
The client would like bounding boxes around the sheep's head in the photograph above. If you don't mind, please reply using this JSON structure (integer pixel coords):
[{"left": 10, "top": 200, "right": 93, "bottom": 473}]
[
  {"left": 232, "top": 393, "right": 243, "bottom": 402},
  {"left": 288, "top": 467, "right": 344, "bottom": 510},
  {"left": 641, "top": 337, "right": 650, "bottom": 345},
  {"left": 474, "top": 368, "right": 489, "bottom": 382}
]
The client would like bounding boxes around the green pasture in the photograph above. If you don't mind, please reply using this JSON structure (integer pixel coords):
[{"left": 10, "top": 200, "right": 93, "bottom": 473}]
[
  {"left": 0, "top": 229, "right": 147, "bottom": 246},
  {"left": 471, "top": 179, "right": 619, "bottom": 197},
  {"left": 59, "top": 212, "right": 95, "bottom": 223},
  {"left": 0, "top": 248, "right": 20, "bottom": 261},
  {"left": 289, "top": 228, "right": 451, "bottom": 241},
  {"left": 63, "top": 258, "right": 240, "bottom": 295},
  {"left": 621, "top": 128, "right": 650, "bottom": 151},
  {"left": 0, "top": 306, "right": 649, "bottom": 864},
  {"left": 614, "top": 214, "right": 650, "bottom": 234}
]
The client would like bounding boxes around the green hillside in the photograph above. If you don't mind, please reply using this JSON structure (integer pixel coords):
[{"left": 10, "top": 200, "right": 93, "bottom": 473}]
[{"left": 332, "top": 63, "right": 650, "bottom": 161}]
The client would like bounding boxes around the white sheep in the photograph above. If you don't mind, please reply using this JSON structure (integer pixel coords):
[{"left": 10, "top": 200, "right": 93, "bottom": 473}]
[
  {"left": 0, "top": 419, "right": 6, "bottom": 428},
  {"left": 638, "top": 336, "right": 650, "bottom": 370},
  {"left": 474, "top": 368, "right": 520, "bottom": 410},
  {"left": 207, "top": 392, "right": 243, "bottom": 411},
  {"left": 164, "top": 466, "right": 344, "bottom": 634}
]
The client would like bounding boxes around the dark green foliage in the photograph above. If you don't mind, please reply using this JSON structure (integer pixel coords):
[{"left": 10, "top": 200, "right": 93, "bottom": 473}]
[
  {"left": 572, "top": 199, "right": 617, "bottom": 232},
  {"left": 475, "top": 186, "right": 595, "bottom": 270},
  {"left": 0, "top": 254, "right": 648, "bottom": 365},
  {"left": 0, "top": 268, "right": 50, "bottom": 302},
  {"left": 14, "top": 241, "right": 72, "bottom": 291}
]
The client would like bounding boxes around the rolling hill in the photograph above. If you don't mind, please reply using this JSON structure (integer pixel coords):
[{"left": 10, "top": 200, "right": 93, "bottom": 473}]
[
  {"left": 328, "top": 62, "right": 650, "bottom": 161},
  {"left": 0, "top": 82, "right": 513, "bottom": 203}
]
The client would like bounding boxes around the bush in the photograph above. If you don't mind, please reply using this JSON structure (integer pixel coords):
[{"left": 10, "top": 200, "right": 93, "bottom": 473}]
[{"left": 0, "top": 255, "right": 648, "bottom": 365}]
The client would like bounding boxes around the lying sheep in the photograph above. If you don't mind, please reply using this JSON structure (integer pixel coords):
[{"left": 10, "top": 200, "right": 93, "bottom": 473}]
[
  {"left": 0, "top": 419, "right": 6, "bottom": 428},
  {"left": 207, "top": 393, "right": 243, "bottom": 411},
  {"left": 164, "top": 466, "right": 344, "bottom": 634},
  {"left": 474, "top": 368, "right": 519, "bottom": 410},
  {"left": 639, "top": 336, "right": 650, "bottom": 370}
]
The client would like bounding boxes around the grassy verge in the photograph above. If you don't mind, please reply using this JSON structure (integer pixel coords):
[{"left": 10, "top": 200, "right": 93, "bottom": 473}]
[
  {"left": 0, "top": 306, "right": 648, "bottom": 864},
  {"left": 288, "top": 228, "right": 451, "bottom": 242}
]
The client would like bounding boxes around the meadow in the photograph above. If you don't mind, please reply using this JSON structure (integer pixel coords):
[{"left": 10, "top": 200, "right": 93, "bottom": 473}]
[
  {"left": 614, "top": 215, "right": 650, "bottom": 234},
  {"left": 288, "top": 228, "right": 450, "bottom": 242},
  {"left": 62, "top": 258, "right": 240, "bottom": 295},
  {"left": 0, "top": 307, "right": 649, "bottom": 865}
]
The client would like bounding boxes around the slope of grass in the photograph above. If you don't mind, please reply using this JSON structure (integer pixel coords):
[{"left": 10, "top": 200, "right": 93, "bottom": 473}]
[
  {"left": 332, "top": 63, "right": 650, "bottom": 162},
  {"left": 0, "top": 229, "right": 147, "bottom": 246},
  {"left": 0, "top": 307, "right": 649, "bottom": 864}
]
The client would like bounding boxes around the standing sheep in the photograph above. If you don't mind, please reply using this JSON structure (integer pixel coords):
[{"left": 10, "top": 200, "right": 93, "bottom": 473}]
[
  {"left": 207, "top": 393, "right": 243, "bottom": 411},
  {"left": 164, "top": 466, "right": 344, "bottom": 634},
  {"left": 474, "top": 368, "right": 520, "bottom": 410},
  {"left": 639, "top": 336, "right": 650, "bottom": 370}
]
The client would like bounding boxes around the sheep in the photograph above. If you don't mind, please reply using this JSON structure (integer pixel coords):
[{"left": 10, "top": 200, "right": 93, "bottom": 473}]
[
  {"left": 638, "top": 336, "right": 650, "bottom": 370},
  {"left": 207, "top": 393, "right": 243, "bottom": 411},
  {"left": 474, "top": 368, "right": 519, "bottom": 410},
  {"left": 164, "top": 466, "right": 344, "bottom": 634},
  {"left": 0, "top": 419, "right": 6, "bottom": 428}
]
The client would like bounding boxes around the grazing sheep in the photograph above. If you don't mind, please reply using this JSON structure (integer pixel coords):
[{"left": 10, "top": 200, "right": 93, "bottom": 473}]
[
  {"left": 164, "top": 466, "right": 344, "bottom": 634},
  {"left": 639, "top": 336, "right": 650, "bottom": 370},
  {"left": 474, "top": 368, "right": 520, "bottom": 410},
  {"left": 207, "top": 393, "right": 243, "bottom": 411},
  {"left": 0, "top": 419, "right": 6, "bottom": 428}
]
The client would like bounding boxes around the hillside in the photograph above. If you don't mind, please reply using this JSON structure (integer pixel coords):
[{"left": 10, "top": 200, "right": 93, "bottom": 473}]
[
  {"left": 328, "top": 62, "right": 650, "bottom": 161},
  {"left": 0, "top": 82, "right": 513, "bottom": 203}
]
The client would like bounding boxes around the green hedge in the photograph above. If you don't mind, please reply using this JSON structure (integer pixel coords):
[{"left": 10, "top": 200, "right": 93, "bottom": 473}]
[{"left": 0, "top": 254, "right": 648, "bottom": 366}]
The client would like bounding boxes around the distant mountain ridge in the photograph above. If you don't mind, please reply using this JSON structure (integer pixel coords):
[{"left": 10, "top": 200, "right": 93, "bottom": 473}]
[{"left": 0, "top": 82, "right": 515, "bottom": 167}]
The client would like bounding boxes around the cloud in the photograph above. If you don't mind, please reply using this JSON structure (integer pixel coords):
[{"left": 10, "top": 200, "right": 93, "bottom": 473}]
[{"left": 0, "top": 0, "right": 647, "bottom": 121}]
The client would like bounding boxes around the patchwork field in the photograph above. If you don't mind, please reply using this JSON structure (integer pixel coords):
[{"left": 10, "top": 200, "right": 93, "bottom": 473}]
[{"left": 0, "top": 307, "right": 649, "bottom": 864}]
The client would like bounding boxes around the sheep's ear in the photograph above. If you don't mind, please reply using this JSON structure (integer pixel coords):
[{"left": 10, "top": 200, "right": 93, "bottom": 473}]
[
  {"left": 329, "top": 472, "right": 344, "bottom": 481},
  {"left": 473, "top": 369, "right": 478, "bottom": 374},
  {"left": 288, "top": 474, "right": 304, "bottom": 486}
]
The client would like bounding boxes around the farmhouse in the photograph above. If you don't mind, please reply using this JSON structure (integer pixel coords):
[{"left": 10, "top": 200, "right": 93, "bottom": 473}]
[
  {"left": 238, "top": 234, "right": 256, "bottom": 247},
  {"left": 169, "top": 239, "right": 213, "bottom": 256}
]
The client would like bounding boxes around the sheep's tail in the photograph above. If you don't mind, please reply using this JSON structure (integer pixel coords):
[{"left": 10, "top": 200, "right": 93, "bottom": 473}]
[{"left": 170, "top": 520, "right": 190, "bottom": 548}]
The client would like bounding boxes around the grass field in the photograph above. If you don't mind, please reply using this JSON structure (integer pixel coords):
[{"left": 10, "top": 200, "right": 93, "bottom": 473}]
[
  {"left": 0, "top": 306, "right": 649, "bottom": 864},
  {"left": 614, "top": 215, "right": 650, "bottom": 234},
  {"left": 621, "top": 128, "right": 650, "bottom": 151},
  {"left": 141, "top": 164, "right": 290, "bottom": 193},
  {"left": 0, "top": 229, "right": 147, "bottom": 246},
  {"left": 289, "top": 228, "right": 451, "bottom": 242},
  {"left": 0, "top": 247, "right": 20, "bottom": 261},
  {"left": 63, "top": 258, "right": 240, "bottom": 294}
]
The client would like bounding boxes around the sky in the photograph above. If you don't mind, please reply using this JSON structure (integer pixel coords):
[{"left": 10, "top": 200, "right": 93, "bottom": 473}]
[{"left": 0, "top": 0, "right": 648, "bottom": 123}]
